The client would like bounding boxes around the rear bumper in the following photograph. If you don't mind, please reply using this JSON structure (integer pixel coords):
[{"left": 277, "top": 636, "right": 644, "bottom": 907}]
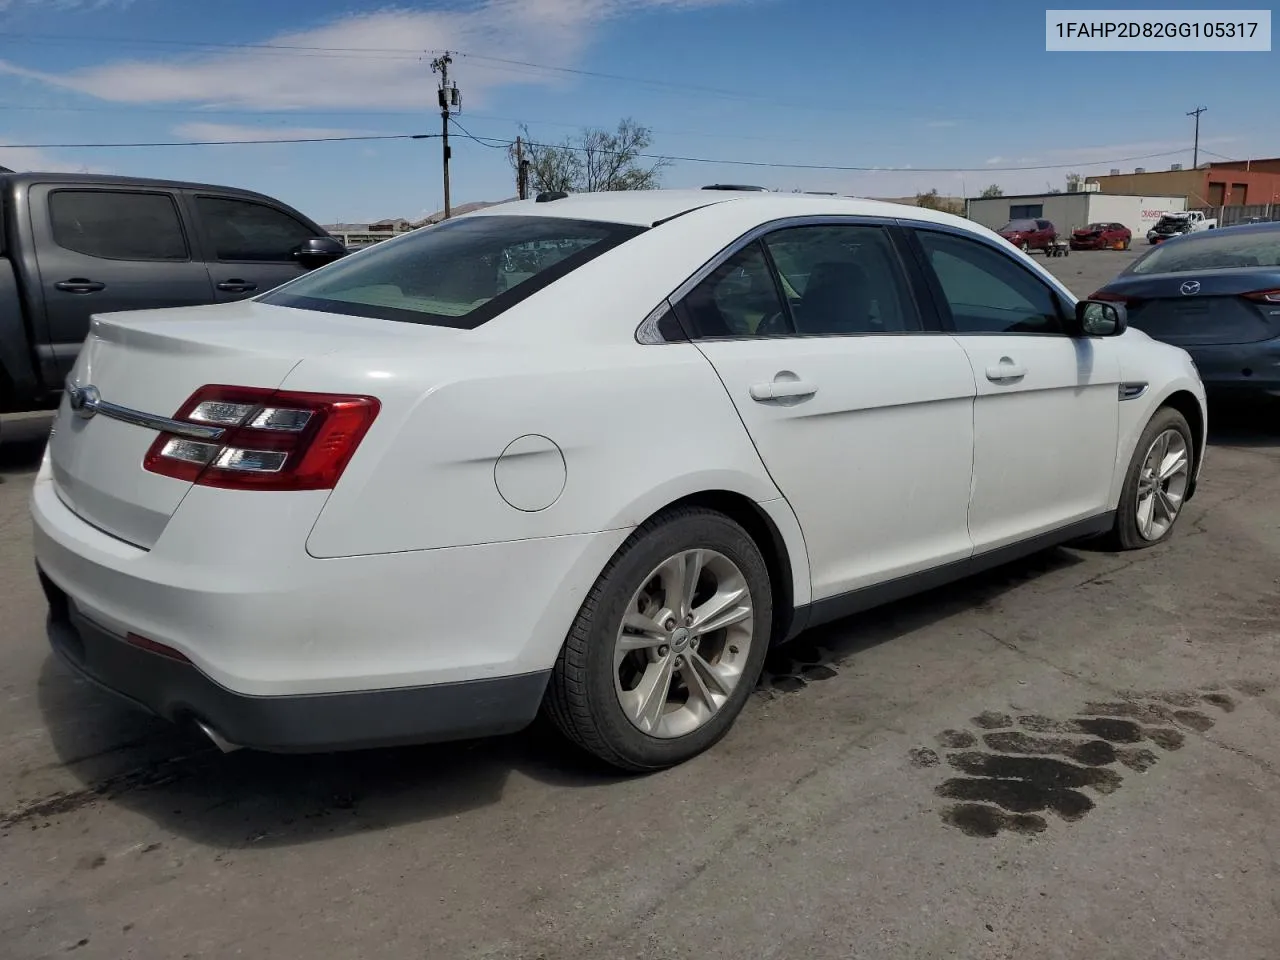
[
  {"left": 1185, "top": 340, "right": 1280, "bottom": 396},
  {"left": 31, "top": 456, "right": 633, "bottom": 748},
  {"left": 41, "top": 570, "right": 550, "bottom": 752}
]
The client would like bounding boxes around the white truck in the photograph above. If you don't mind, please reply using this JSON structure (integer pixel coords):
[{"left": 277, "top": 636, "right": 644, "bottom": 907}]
[{"left": 1147, "top": 209, "right": 1217, "bottom": 244}]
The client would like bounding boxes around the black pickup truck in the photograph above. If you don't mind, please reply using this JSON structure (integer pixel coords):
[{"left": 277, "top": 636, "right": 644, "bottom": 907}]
[{"left": 0, "top": 172, "right": 346, "bottom": 416}]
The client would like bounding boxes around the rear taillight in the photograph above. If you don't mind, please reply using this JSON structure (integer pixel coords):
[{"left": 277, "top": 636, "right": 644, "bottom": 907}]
[
  {"left": 143, "top": 385, "right": 380, "bottom": 491},
  {"left": 1243, "top": 289, "right": 1280, "bottom": 304}
]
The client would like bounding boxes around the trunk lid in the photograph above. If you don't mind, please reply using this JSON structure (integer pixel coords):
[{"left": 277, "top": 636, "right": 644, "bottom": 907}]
[
  {"left": 48, "top": 299, "right": 450, "bottom": 549},
  {"left": 1102, "top": 270, "right": 1280, "bottom": 347}
]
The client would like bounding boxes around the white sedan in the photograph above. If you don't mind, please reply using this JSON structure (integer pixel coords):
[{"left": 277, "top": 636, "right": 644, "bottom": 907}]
[{"left": 32, "top": 190, "right": 1207, "bottom": 771}]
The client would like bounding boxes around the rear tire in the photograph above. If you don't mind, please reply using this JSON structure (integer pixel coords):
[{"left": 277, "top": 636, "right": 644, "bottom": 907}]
[
  {"left": 543, "top": 507, "right": 772, "bottom": 772},
  {"left": 1109, "top": 407, "right": 1194, "bottom": 550}
]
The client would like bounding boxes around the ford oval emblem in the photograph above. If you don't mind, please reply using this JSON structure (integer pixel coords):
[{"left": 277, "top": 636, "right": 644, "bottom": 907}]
[
  {"left": 1180, "top": 280, "right": 1201, "bottom": 296},
  {"left": 66, "top": 383, "right": 101, "bottom": 420}
]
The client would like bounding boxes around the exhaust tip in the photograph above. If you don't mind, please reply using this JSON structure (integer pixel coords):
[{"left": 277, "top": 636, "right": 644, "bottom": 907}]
[{"left": 195, "top": 719, "right": 243, "bottom": 753}]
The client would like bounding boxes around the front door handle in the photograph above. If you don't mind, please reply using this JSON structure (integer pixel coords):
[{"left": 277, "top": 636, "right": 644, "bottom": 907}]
[
  {"left": 54, "top": 279, "right": 105, "bottom": 293},
  {"left": 217, "top": 280, "right": 258, "bottom": 293},
  {"left": 749, "top": 379, "right": 818, "bottom": 401},
  {"left": 985, "top": 358, "right": 1026, "bottom": 383}
]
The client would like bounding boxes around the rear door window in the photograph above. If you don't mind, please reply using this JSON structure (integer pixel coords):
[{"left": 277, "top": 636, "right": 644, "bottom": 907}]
[
  {"left": 260, "top": 215, "right": 645, "bottom": 329},
  {"left": 49, "top": 190, "right": 188, "bottom": 261},
  {"left": 763, "top": 224, "right": 920, "bottom": 334}
]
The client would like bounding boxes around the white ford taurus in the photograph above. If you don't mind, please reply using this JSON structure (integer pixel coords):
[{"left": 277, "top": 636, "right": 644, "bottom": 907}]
[{"left": 32, "top": 189, "right": 1207, "bottom": 770}]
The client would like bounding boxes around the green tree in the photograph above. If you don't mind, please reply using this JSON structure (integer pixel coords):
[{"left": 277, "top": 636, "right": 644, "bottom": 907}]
[
  {"left": 509, "top": 118, "right": 669, "bottom": 194},
  {"left": 980, "top": 184, "right": 1003, "bottom": 198}
]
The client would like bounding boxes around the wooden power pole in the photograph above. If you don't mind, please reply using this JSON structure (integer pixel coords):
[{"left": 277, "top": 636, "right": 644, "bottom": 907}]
[
  {"left": 432, "top": 53, "right": 461, "bottom": 219},
  {"left": 1187, "top": 106, "right": 1207, "bottom": 169}
]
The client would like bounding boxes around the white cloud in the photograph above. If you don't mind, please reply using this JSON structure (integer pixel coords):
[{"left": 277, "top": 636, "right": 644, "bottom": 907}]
[
  {"left": 172, "top": 122, "right": 365, "bottom": 142},
  {"left": 0, "top": 143, "right": 106, "bottom": 172},
  {"left": 985, "top": 156, "right": 1006, "bottom": 165},
  {"left": 1042, "top": 137, "right": 1237, "bottom": 161},
  {"left": 0, "top": 0, "right": 133, "bottom": 8},
  {"left": 0, "top": 1, "right": 748, "bottom": 111}
]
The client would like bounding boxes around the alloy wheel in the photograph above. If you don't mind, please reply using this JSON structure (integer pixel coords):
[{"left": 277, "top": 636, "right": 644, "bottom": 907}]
[
  {"left": 1135, "top": 428, "right": 1190, "bottom": 541},
  {"left": 613, "top": 549, "right": 755, "bottom": 739}
]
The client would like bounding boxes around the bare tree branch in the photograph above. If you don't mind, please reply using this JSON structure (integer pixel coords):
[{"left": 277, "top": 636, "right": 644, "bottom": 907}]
[{"left": 508, "top": 118, "right": 669, "bottom": 194}]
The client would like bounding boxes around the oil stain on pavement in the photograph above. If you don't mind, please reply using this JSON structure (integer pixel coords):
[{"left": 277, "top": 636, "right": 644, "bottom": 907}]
[{"left": 910, "top": 685, "right": 1266, "bottom": 838}]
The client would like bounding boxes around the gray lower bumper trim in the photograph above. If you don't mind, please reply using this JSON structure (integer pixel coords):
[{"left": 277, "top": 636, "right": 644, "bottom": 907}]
[{"left": 40, "top": 568, "right": 550, "bottom": 754}]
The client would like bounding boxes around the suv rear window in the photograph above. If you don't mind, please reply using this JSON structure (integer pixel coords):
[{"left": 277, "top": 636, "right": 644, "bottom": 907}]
[{"left": 260, "top": 215, "right": 644, "bottom": 329}]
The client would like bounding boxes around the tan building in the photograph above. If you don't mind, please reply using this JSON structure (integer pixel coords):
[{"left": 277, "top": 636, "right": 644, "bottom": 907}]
[{"left": 1087, "top": 159, "right": 1280, "bottom": 208}]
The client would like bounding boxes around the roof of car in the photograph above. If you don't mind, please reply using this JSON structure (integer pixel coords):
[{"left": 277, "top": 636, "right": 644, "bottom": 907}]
[
  {"left": 0, "top": 171, "right": 295, "bottom": 206},
  {"left": 461, "top": 189, "right": 972, "bottom": 229}
]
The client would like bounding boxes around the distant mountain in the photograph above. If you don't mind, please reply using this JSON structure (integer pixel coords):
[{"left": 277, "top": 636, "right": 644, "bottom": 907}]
[{"left": 420, "top": 198, "right": 514, "bottom": 224}]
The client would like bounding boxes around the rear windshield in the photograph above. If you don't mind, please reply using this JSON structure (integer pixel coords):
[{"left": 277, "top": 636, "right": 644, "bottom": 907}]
[
  {"left": 1129, "top": 227, "right": 1280, "bottom": 275},
  {"left": 260, "top": 215, "right": 645, "bottom": 328},
  {"left": 1000, "top": 219, "right": 1037, "bottom": 232}
]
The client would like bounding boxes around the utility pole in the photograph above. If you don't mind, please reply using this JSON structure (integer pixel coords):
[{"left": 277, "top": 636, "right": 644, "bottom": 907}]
[
  {"left": 1187, "top": 106, "right": 1207, "bottom": 169},
  {"left": 431, "top": 52, "right": 461, "bottom": 219},
  {"left": 515, "top": 135, "right": 529, "bottom": 200}
]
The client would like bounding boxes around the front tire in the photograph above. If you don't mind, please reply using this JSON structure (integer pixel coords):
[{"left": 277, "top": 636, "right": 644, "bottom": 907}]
[
  {"left": 1110, "top": 407, "right": 1194, "bottom": 550},
  {"left": 543, "top": 507, "right": 773, "bottom": 771}
]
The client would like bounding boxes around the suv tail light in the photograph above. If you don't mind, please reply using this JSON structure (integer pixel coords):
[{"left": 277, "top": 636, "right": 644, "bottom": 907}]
[
  {"left": 143, "top": 385, "right": 380, "bottom": 491},
  {"left": 1243, "top": 288, "right": 1280, "bottom": 304}
]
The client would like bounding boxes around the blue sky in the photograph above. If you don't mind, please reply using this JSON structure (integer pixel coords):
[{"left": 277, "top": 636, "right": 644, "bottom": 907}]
[{"left": 0, "top": 0, "right": 1275, "bottom": 222}]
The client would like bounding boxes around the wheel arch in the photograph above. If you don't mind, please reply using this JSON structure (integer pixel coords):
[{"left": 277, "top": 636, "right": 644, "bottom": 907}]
[
  {"left": 641, "top": 489, "right": 807, "bottom": 646},
  {"left": 1158, "top": 388, "right": 1206, "bottom": 489}
]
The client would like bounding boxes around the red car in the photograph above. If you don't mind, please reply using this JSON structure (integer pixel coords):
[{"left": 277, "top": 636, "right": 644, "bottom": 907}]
[
  {"left": 1070, "top": 222, "right": 1132, "bottom": 251},
  {"left": 996, "top": 218, "right": 1057, "bottom": 253}
]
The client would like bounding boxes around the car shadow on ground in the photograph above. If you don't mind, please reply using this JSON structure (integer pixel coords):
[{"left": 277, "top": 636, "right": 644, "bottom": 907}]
[
  {"left": 1205, "top": 397, "right": 1280, "bottom": 448},
  {"left": 23, "top": 545, "right": 1086, "bottom": 851},
  {"left": 0, "top": 413, "right": 53, "bottom": 481}
]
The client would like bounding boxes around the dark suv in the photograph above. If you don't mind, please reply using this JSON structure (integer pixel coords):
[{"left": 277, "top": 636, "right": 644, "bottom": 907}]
[
  {"left": 0, "top": 172, "right": 345, "bottom": 417},
  {"left": 997, "top": 218, "right": 1057, "bottom": 253}
]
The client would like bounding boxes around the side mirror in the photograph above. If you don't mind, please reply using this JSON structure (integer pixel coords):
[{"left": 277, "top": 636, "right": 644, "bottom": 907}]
[
  {"left": 293, "top": 236, "right": 348, "bottom": 270},
  {"left": 1076, "top": 299, "right": 1128, "bottom": 337}
]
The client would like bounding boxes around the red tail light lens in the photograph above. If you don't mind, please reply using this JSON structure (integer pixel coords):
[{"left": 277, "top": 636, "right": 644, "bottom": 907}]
[
  {"left": 1243, "top": 289, "right": 1280, "bottom": 304},
  {"left": 143, "top": 385, "right": 380, "bottom": 491}
]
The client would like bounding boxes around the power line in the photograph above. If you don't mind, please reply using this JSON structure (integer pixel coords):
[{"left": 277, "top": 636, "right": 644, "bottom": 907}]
[
  {"left": 0, "top": 30, "right": 436, "bottom": 61},
  {"left": 456, "top": 52, "right": 758, "bottom": 101},
  {"left": 0, "top": 31, "right": 802, "bottom": 106},
  {"left": 0, "top": 125, "right": 1210, "bottom": 176},
  {"left": 0, "top": 133, "right": 432, "bottom": 148},
  {"left": 446, "top": 129, "right": 1200, "bottom": 173}
]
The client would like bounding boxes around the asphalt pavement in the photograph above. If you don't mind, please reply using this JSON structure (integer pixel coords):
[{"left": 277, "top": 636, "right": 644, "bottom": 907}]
[{"left": 2, "top": 247, "right": 1279, "bottom": 960}]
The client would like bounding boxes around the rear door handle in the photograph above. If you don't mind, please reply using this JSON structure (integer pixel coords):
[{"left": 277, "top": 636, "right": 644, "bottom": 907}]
[
  {"left": 985, "top": 359, "right": 1026, "bottom": 383},
  {"left": 749, "top": 379, "right": 818, "bottom": 401},
  {"left": 54, "top": 279, "right": 105, "bottom": 293},
  {"left": 217, "top": 280, "right": 258, "bottom": 293}
]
